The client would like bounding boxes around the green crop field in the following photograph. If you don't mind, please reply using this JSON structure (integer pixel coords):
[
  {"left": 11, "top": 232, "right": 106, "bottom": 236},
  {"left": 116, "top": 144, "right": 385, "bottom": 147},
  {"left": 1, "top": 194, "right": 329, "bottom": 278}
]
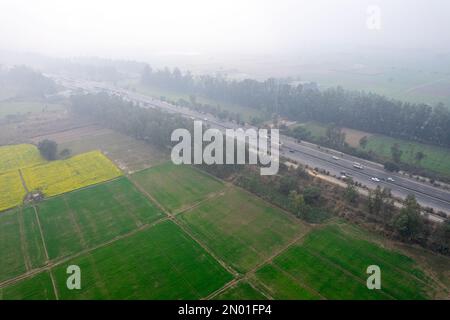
[
  {"left": 36, "top": 177, "right": 164, "bottom": 260},
  {"left": 178, "top": 187, "right": 310, "bottom": 273},
  {"left": 252, "top": 264, "right": 321, "bottom": 299},
  {"left": 0, "top": 159, "right": 446, "bottom": 300},
  {"left": 0, "top": 101, "right": 65, "bottom": 119},
  {"left": 300, "top": 66, "right": 450, "bottom": 107},
  {"left": 260, "top": 225, "right": 435, "bottom": 300},
  {"left": 0, "top": 207, "right": 46, "bottom": 282},
  {"left": 365, "top": 135, "right": 450, "bottom": 177},
  {"left": 298, "top": 122, "right": 328, "bottom": 140},
  {"left": 131, "top": 162, "right": 225, "bottom": 213},
  {"left": 52, "top": 220, "right": 232, "bottom": 299},
  {"left": 215, "top": 281, "right": 267, "bottom": 300},
  {"left": 0, "top": 272, "right": 56, "bottom": 300}
]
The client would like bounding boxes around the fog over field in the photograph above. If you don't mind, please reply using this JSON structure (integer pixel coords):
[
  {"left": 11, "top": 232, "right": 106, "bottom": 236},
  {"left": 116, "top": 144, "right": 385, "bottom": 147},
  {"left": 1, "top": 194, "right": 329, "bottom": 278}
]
[
  {"left": 0, "top": 0, "right": 449, "bottom": 304},
  {"left": 1, "top": 0, "right": 449, "bottom": 63}
]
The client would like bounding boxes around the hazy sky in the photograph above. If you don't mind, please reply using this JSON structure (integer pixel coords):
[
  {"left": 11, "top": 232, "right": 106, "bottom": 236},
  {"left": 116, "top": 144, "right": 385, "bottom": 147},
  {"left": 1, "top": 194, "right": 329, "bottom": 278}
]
[{"left": 0, "top": 0, "right": 449, "bottom": 59}]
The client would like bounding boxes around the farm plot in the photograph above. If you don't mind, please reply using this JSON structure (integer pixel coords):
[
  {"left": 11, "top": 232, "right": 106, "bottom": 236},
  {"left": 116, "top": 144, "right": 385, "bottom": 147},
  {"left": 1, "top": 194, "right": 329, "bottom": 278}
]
[
  {"left": 131, "top": 162, "right": 225, "bottom": 213},
  {"left": 178, "top": 187, "right": 309, "bottom": 273},
  {"left": 36, "top": 177, "right": 164, "bottom": 260},
  {"left": 0, "top": 272, "right": 56, "bottom": 300},
  {"left": 0, "top": 101, "right": 64, "bottom": 119},
  {"left": 300, "top": 225, "right": 433, "bottom": 299},
  {"left": 215, "top": 281, "right": 267, "bottom": 300},
  {"left": 251, "top": 264, "right": 321, "bottom": 300},
  {"left": 0, "top": 170, "right": 27, "bottom": 212},
  {"left": 265, "top": 225, "right": 433, "bottom": 300},
  {"left": 58, "top": 130, "right": 168, "bottom": 173},
  {"left": 0, "top": 207, "right": 46, "bottom": 282},
  {"left": 0, "top": 144, "right": 44, "bottom": 174},
  {"left": 52, "top": 220, "right": 233, "bottom": 299},
  {"left": 22, "top": 150, "right": 122, "bottom": 197},
  {"left": 365, "top": 135, "right": 450, "bottom": 177}
]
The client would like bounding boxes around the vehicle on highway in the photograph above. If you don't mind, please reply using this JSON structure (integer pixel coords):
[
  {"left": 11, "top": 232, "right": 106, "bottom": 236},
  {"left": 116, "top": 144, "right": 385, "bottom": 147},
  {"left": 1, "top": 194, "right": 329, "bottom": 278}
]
[
  {"left": 289, "top": 149, "right": 295, "bottom": 153},
  {"left": 353, "top": 162, "right": 364, "bottom": 169},
  {"left": 387, "top": 177, "right": 395, "bottom": 182},
  {"left": 332, "top": 156, "right": 340, "bottom": 160},
  {"left": 371, "top": 177, "right": 381, "bottom": 182}
]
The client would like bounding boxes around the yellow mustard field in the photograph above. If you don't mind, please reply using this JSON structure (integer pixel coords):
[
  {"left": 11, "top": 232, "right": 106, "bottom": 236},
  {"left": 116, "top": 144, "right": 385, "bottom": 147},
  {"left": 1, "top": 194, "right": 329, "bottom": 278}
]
[
  {"left": 22, "top": 150, "right": 122, "bottom": 197},
  {"left": 0, "top": 144, "right": 44, "bottom": 174},
  {"left": 0, "top": 171, "right": 27, "bottom": 212}
]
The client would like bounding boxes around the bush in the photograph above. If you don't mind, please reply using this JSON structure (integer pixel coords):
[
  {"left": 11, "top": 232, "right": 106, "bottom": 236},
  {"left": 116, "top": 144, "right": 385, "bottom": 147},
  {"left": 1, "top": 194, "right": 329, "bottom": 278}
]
[
  {"left": 384, "top": 161, "right": 400, "bottom": 172},
  {"left": 303, "top": 186, "right": 321, "bottom": 205},
  {"left": 37, "top": 140, "right": 57, "bottom": 161}
]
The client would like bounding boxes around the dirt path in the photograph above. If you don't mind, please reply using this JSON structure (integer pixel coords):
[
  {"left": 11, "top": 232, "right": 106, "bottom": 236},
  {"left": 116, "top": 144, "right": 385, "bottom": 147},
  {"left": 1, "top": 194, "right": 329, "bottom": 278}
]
[
  {"left": 63, "top": 197, "right": 88, "bottom": 249},
  {"left": 205, "top": 229, "right": 314, "bottom": 300},
  {"left": 49, "top": 271, "right": 59, "bottom": 300},
  {"left": 18, "top": 169, "right": 29, "bottom": 193},
  {"left": 174, "top": 188, "right": 228, "bottom": 216},
  {"left": 0, "top": 217, "right": 170, "bottom": 289},
  {"left": 128, "top": 176, "right": 239, "bottom": 278},
  {"left": 32, "top": 206, "right": 49, "bottom": 263}
]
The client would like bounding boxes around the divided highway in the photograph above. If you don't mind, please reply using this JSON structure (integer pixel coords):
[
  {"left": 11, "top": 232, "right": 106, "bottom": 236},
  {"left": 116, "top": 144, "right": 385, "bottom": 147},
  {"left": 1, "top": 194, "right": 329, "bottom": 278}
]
[{"left": 52, "top": 76, "right": 450, "bottom": 219}]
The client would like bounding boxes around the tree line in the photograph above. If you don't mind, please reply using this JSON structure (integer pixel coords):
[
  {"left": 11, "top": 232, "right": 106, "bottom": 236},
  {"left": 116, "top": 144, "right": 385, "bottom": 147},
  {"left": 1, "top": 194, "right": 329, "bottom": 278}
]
[
  {"left": 141, "top": 65, "right": 450, "bottom": 148},
  {"left": 70, "top": 92, "right": 193, "bottom": 149},
  {"left": 0, "top": 65, "right": 56, "bottom": 98}
]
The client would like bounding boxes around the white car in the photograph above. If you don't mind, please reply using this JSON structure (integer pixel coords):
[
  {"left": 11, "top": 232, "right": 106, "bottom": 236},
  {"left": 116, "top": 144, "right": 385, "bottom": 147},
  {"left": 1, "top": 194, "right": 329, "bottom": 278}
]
[
  {"left": 371, "top": 177, "right": 381, "bottom": 182},
  {"left": 353, "top": 162, "right": 363, "bottom": 169},
  {"left": 332, "top": 156, "right": 340, "bottom": 160},
  {"left": 387, "top": 177, "right": 395, "bottom": 182}
]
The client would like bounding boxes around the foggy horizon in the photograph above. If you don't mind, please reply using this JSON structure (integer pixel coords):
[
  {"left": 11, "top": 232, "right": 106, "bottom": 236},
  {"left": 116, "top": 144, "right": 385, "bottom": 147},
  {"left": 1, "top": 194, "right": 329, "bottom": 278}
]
[{"left": 1, "top": 0, "right": 450, "bottom": 62}]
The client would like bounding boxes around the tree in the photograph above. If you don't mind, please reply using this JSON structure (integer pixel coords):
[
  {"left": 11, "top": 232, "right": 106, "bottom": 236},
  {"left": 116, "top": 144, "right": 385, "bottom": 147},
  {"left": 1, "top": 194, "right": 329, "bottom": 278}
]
[
  {"left": 289, "top": 126, "right": 310, "bottom": 141},
  {"left": 38, "top": 140, "right": 58, "bottom": 161},
  {"left": 325, "top": 124, "right": 346, "bottom": 147},
  {"left": 278, "top": 176, "right": 297, "bottom": 195},
  {"left": 289, "top": 190, "right": 305, "bottom": 217},
  {"left": 303, "top": 186, "right": 321, "bottom": 205},
  {"left": 384, "top": 161, "right": 400, "bottom": 172},
  {"left": 367, "top": 186, "right": 394, "bottom": 224},
  {"left": 393, "top": 194, "right": 424, "bottom": 241},
  {"left": 5, "top": 66, "right": 56, "bottom": 97},
  {"left": 391, "top": 143, "right": 403, "bottom": 163},
  {"left": 415, "top": 151, "right": 426, "bottom": 164},
  {"left": 430, "top": 221, "right": 450, "bottom": 254},
  {"left": 359, "top": 136, "right": 368, "bottom": 149},
  {"left": 344, "top": 178, "right": 358, "bottom": 203}
]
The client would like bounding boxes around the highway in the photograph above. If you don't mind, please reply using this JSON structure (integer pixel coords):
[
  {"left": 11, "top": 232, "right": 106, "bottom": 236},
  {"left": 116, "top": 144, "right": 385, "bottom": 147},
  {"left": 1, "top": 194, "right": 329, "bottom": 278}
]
[{"left": 52, "top": 75, "right": 450, "bottom": 219}]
